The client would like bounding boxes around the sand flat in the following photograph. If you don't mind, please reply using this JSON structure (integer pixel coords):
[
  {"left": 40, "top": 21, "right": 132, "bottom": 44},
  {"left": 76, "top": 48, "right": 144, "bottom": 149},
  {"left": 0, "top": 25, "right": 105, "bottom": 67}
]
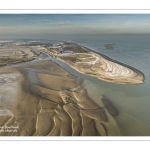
[
  {"left": 0, "top": 59, "right": 110, "bottom": 136},
  {"left": 0, "top": 41, "right": 136, "bottom": 136}
]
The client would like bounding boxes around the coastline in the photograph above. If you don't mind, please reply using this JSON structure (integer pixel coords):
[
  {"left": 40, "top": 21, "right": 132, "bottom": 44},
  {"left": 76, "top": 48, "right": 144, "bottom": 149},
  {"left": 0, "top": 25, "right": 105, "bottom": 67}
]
[
  {"left": 0, "top": 40, "right": 145, "bottom": 136},
  {"left": 0, "top": 58, "right": 121, "bottom": 136},
  {"left": 81, "top": 45, "right": 145, "bottom": 81},
  {"left": 54, "top": 43, "right": 144, "bottom": 84}
]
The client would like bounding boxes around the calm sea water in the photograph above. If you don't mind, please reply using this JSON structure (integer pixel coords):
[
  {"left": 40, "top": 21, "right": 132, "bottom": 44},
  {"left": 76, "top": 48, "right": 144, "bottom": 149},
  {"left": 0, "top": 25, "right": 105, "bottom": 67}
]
[
  {"left": 4, "top": 34, "right": 149, "bottom": 135},
  {"left": 45, "top": 34, "right": 150, "bottom": 136}
]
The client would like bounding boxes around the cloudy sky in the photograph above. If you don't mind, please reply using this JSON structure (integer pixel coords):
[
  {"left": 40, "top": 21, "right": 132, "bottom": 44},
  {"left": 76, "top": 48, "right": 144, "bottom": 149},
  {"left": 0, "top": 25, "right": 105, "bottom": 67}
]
[{"left": 0, "top": 14, "right": 150, "bottom": 38}]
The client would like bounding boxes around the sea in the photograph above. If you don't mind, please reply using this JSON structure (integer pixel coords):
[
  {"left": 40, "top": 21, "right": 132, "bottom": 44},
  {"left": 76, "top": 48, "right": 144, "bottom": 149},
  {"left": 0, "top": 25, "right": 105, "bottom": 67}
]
[
  {"left": 3, "top": 34, "right": 150, "bottom": 136},
  {"left": 45, "top": 34, "right": 150, "bottom": 136}
]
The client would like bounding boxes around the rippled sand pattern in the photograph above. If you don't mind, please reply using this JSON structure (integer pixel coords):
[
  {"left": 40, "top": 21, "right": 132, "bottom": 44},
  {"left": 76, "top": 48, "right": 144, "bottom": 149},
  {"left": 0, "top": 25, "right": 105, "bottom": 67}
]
[
  {"left": 0, "top": 60, "right": 121, "bottom": 136},
  {"left": 0, "top": 42, "right": 145, "bottom": 136}
]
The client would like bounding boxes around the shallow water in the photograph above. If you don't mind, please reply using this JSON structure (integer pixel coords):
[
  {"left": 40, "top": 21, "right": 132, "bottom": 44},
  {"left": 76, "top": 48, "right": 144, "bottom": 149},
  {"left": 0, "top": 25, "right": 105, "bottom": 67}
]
[
  {"left": 45, "top": 34, "right": 150, "bottom": 136},
  {"left": 1, "top": 35, "right": 149, "bottom": 135}
]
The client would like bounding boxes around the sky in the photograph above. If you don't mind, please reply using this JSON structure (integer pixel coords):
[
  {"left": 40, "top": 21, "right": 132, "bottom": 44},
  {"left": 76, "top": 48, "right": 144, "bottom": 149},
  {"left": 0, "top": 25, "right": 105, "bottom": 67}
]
[{"left": 0, "top": 14, "right": 150, "bottom": 38}]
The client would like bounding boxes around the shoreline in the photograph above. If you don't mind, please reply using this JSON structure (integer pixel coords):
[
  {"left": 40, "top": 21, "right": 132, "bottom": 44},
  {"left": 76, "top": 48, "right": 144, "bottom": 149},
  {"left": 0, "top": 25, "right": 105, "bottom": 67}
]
[
  {"left": 81, "top": 45, "right": 145, "bottom": 81},
  {"left": 54, "top": 43, "right": 144, "bottom": 84},
  {"left": 0, "top": 40, "right": 145, "bottom": 136},
  {"left": 0, "top": 41, "right": 145, "bottom": 84}
]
